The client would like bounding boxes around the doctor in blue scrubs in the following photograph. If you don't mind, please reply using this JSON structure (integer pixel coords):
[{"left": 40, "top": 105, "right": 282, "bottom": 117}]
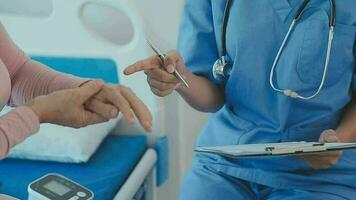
[{"left": 125, "top": 0, "right": 356, "bottom": 199}]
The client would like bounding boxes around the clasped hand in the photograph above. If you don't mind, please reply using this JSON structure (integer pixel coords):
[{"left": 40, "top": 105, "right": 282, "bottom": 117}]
[
  {"left": 300, "top": 129, "right": 342, "bottom": 170},
  {"left": 26, "top": 80, "right": 152, "bottom": 132}
]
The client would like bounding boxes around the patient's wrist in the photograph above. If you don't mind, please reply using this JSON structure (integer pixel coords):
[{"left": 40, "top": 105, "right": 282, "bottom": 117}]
[{"left": 25, "top": 98, "right": 46, "bottom": 123}]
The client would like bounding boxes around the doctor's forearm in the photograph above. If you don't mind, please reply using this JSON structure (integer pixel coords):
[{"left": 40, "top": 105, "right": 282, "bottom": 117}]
[
  {"left": 337, "top": 98, "right": 356, "bottom": 142},
  {"left": 177, "top": 69, "right": 225, "bottom": 113}
]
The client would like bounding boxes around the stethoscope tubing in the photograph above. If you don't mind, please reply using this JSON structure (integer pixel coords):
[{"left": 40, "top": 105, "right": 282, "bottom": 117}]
[{"left": 215, "top": 0, "right": 336, "bottom": 100}]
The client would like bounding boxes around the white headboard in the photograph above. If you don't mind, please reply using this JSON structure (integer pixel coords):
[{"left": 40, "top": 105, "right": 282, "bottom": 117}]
[{"left": 0, "top": 0, "right": 165, "bottom": 137}]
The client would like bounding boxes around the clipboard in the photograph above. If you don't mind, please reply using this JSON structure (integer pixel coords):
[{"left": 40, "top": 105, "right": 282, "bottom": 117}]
[{"left": 195, "top": 142, "right": 356, "bottom": 158}]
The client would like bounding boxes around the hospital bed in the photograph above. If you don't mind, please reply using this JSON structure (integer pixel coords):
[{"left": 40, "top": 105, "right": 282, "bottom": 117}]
[{"left": 0, "top": 0, "right": 168, "bottom": 199}]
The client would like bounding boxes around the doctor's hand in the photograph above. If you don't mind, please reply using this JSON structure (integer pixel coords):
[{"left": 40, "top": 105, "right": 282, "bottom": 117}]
[
  {"left": 26, "top": 80, "right": 108, "bottom": 128},
  {"left": 84, "top": 83, "right": 153, "bottom": 132},
  {"left": 300, "top": 130, "right": 343, "bottom": 170},
  {"left": 124, "top": 50, "right": 187, "bottom": 97}
]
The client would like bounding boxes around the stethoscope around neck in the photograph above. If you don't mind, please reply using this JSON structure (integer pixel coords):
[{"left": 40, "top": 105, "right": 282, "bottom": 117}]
[{"left": 212, "top": 0, "right": 337, "bottom": 100}]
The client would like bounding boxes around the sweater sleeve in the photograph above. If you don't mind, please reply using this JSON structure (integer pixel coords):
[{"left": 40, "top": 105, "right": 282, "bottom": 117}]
[
  {"left": 0, "top": 23, "right": 86, "bottom": 106},
  {"left": 9, "top": 60, "right": 86, "bottom": 106},
  {"left": 0, "top": 23, "right": 87, "bottom": 159},
  {"left": 0, "top": 106, "right": 39, "bottom": 159}
]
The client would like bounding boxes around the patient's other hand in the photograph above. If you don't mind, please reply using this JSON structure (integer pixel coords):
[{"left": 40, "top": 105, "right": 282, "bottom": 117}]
[
  {"left": 85, "top": 84, "right": 153, "bottom": 132},
  {"left": 300, "top": 130, "right": 342, "bottom": 170},
  {"left": 26, "top": 80, "right": 108, "bottom": 128}
]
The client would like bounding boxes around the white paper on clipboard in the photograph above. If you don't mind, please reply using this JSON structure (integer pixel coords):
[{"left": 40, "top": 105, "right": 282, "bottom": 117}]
[{"left": 195, "top": 142, "right": 356, "bottom": 158}]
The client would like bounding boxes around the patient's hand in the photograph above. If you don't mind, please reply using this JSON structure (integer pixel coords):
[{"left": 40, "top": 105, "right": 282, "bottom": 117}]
[
  {"left": 300, "top": 130, "right": 342, "bottom": 170},
  {"left": 85, "top": 83, "right": 153, "bottom": 132},
  {"left": 26, "top": 80, "right": 108, "bottom": 128}
]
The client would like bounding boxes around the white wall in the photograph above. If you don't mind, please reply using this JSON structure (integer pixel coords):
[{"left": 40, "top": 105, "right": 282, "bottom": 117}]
[{"left": 132, "top": 1, "right": 209, "bottom": 199}]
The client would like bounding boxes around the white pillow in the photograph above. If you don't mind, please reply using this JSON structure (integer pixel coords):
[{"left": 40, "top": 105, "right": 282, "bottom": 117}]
[{"left": 1, "top": 106, "right": 121, "bottom": 163}]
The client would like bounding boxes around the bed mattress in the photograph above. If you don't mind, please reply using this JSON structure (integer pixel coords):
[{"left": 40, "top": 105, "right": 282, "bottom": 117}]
[{"left": 0, "top": 135, "right": 147, "bottom": 200}]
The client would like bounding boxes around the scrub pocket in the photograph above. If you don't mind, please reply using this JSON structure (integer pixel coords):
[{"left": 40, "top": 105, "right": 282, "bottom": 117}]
[{"left": 297, "top": 12, "right": 356, "bottom": 87}]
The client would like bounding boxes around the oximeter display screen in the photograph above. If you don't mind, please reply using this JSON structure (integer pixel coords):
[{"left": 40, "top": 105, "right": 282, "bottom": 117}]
[{"left": 43, "top": 180, "right": 71, "bottom": 196}]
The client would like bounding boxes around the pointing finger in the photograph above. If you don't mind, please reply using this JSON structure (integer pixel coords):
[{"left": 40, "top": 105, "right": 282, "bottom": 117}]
[{"left": 124, "top": 56, "right": 162, "bottom": 75}]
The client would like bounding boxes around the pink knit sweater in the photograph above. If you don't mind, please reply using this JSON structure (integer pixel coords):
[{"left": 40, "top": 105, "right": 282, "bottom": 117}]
[{"left": 0, "top": 23, "right": 85, "bottom": 159}]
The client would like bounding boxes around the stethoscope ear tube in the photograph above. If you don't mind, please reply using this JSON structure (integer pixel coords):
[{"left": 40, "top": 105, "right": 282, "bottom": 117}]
[
  {"left": 295, "top": 0, "right": 310, "bottom": 20},
  {"left": 295, "top": 0, "right": 336, "bottom": 27},
  {"left": 221, "top": 0, "right": 233, "bottom": 57},
  {"left": 330, "top": 0, "right": 336, "bottom": 26}
]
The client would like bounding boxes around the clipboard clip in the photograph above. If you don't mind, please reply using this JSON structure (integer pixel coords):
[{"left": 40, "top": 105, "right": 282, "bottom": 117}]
[{"left": 265, "top": 143, "right": 327, "bottom": 155}]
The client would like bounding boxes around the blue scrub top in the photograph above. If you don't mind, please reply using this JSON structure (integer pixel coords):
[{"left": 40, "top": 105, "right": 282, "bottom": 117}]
[{"left": 178, "top": 0, "right": 356, "bottom": 191}]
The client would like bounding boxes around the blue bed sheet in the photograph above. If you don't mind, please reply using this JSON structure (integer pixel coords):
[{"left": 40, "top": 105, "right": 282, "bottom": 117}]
[{"left": 0, "top": 135, "right": 147, "bottom": 200}]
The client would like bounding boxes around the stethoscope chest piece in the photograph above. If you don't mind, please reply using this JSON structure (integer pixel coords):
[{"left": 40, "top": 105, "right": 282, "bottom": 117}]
[{"left": 212, "top": 56, "right": 232, "bottom": 83}]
